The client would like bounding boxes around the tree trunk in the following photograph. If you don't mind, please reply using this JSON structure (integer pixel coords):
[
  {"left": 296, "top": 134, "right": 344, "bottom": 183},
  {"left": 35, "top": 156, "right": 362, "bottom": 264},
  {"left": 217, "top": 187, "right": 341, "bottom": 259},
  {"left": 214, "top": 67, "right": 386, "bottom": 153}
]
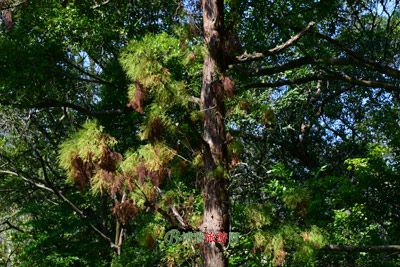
[{"left": 200, "top": 1, "right": 229, "bottom": 266}]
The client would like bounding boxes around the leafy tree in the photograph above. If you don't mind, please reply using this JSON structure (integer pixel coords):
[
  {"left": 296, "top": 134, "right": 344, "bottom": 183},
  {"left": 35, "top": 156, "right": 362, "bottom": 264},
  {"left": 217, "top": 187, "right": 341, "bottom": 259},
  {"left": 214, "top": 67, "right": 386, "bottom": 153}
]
[{"left": 1, "top": 0, "right": 400, "bottom": 266}]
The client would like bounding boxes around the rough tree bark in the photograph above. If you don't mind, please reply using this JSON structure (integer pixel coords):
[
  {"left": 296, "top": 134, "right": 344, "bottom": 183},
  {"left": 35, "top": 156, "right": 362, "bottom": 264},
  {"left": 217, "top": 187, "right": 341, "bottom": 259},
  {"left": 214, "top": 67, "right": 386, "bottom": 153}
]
[{"left": 200, "top": 0, "right": 229, "bottom": 266}]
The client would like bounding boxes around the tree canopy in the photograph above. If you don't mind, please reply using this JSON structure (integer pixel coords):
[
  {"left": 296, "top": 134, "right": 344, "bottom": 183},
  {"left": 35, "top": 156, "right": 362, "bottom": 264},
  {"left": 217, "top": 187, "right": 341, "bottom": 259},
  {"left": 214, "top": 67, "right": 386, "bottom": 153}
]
[{"left": 1, "top": 0, "right": 400, "bottom": 266}]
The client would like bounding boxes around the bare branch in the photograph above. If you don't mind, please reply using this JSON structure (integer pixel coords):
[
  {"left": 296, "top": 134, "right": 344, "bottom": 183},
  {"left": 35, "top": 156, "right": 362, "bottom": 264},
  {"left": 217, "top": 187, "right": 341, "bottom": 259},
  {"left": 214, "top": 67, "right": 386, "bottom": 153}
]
[
  {"left": 189, "top": 96, "right": 201, "bottom": 105},
  {"left": 241, "top": 57, "right": 351, "bottom": 77},
  {"left": 313, "top": 31, "right": 400, "bottom": 79},
  {"left": 235, "top": 21, "right": 315, "bottom": 63},
  {"left": 0, "top": 170, "right": 54, "bottom": 192},
  {"left": 91, "top": 0, "right": 110, "bottom": 9},
  {"left": 63, "top": 59, "right": 114, "bottom": 86},
  {"left": 0, "top": 168, "right": 115, "bottom": 247},
  {"left": 245, "top": 73, "right": 399, "bottom": 92},
  {"left": 34, "top": 151, "right": 115, "bottom": 247},
  {"left": 234, "top": 54, "right": 400, "bottom": 84},
  {"left": 1, "top": 220, "right": 24, "bottom": 233},
  {"left": 170, "top": 205, "right": 189, "bottom": 230},
  {"left": 266, "top": 19, "right": 400, "bottom": 80},
  {"left": 336, "top": 72, "right": 398, "bottom": 91}
]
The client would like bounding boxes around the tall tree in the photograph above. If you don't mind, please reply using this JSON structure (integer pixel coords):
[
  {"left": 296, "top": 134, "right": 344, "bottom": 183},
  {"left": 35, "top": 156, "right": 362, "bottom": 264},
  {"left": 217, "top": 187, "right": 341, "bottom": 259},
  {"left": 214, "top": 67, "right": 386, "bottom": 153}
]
[
  {"left": 2, "top": 1, "right": 400, "bottom": 266},
  {"left": 199, "top": 0, "right": 229, "bottom": 266}
]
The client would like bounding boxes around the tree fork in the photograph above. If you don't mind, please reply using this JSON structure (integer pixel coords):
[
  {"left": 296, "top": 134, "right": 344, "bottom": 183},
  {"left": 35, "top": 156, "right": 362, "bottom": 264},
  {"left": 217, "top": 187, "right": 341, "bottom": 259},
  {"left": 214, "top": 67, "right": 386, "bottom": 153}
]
[{"left": 200, "top": 0, "right": 229, "bottom": 266}]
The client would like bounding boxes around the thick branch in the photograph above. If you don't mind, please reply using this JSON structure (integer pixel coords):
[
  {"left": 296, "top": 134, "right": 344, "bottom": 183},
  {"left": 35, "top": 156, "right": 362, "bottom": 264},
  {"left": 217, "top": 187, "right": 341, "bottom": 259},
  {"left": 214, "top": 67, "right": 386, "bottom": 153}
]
[
  {"left": 274, "top": 23, "right": 400, "bottom": 80},
  {"left": 156, "top": 205, "right": 192, "bottom": 230},
  {"left": 236, "top": 55, "right": 400, "bottom": 82},
  {"left": 154, "top": 186, "right": 192, "bottom": 230},
  {"left": 245, "top": 73, "right": 399, "bottom": 92},
  {"left": 0, "top": 170, "right": 54, "bottom": 193},
  {"left": 170, "top": 205, "right": 190, "bottom": 230},
  {"left": 1, "top": 220, "right": 24, "bottom": 233},
  {"left": 264, "top": 19, "right": 400, "bottom": 80},
  {"left": 242, "top": 57, "right": 351, "bottom": 77},
  {"left": 323, "top": 244, "right": 400, "bottom": 253},
  {"left": 235, "top": 21, "right": 315, "bottom": 63},
  {"left": 313, "top": 32, "right": 400, "bottom": 79},
  {"left": 336, "top": 72, "right": 398, "bottom": 91}
]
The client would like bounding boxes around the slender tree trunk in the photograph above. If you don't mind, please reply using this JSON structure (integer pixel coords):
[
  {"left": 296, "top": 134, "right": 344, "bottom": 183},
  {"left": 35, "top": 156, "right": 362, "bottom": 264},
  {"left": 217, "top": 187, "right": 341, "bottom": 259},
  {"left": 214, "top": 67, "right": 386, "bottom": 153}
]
[{"left": 200, "top": 0, "right": 229, "bottom": 266}]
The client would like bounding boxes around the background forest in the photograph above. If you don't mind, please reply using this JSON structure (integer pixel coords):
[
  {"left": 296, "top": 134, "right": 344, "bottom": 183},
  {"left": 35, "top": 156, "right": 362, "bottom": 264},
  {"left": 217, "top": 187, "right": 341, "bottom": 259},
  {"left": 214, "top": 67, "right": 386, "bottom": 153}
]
[{"left": 1, "top": 0, "right": 400, "bottom": 266}]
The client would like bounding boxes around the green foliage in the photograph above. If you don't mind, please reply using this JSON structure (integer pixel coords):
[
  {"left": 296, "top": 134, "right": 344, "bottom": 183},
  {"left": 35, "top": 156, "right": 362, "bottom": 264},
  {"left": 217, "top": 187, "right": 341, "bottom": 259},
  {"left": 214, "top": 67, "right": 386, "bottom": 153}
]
[
  {"left": 120, "top": 143, "right": 175, "bottom": 176},
  {"left": 243, "top": 204, "right": 272, "bottom": 230},
  {"left": 138, "top": 107, "right": 176, "bottom": 141},
  {"left": 283, "top": 187, "right": 310, "bottom": 212},
  {"left": 2, "top": 0, "right": 400, "bottom": 266},
  {"left": 345, "top": 157, "right": 369, "bottom": 172},
  {"left": 59, "top": 121, "right": 117, "bottom": 183},
  {"left": 120, "top": 33, "right": 202, "bottom": 111},
  {"left": 111, "top": 240, "right": 160, "bottom": 267},
  {"left": 13, "top": 198, "right": 111, "bottom": 267},
  {"left": 330, "top": 204, "right": 382, "bottom": 245}
]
